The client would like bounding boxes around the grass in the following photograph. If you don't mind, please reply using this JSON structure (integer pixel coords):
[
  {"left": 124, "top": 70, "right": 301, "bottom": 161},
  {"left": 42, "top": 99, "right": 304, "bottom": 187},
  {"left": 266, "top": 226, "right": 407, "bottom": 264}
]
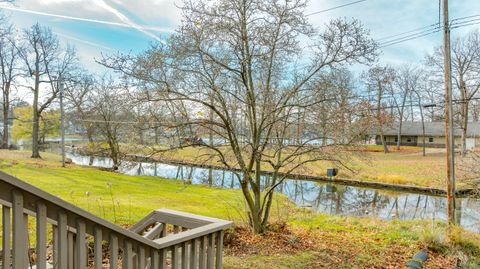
[
  {"left": 0, "top": 150, "right": 255, "bottom": 224},
  {"left": 1, "top": 149, "right": 479, "bottom": 268}
]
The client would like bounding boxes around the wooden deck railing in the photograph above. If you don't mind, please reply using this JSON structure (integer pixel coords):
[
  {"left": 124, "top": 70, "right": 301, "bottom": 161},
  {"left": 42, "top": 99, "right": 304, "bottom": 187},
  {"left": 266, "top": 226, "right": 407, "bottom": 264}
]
[{"left": 0, "top": 170, "right": 232, "bottom": 268}]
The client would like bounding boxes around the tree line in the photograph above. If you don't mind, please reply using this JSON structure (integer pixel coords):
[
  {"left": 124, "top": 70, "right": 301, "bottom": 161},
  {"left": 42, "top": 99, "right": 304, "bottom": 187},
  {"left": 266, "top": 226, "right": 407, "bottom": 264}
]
[{"left": 367, "top": 30, "right": 480, "bottom": 156}]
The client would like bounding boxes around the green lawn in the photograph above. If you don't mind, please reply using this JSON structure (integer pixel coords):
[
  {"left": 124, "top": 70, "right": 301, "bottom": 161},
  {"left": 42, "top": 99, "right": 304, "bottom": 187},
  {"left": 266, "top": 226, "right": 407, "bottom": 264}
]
[
  {"left": 0, "top": 150, "right": 252, "bottom": 225},
  {"left": 0, "top": 149, "right": 479, "bottom": 268}
]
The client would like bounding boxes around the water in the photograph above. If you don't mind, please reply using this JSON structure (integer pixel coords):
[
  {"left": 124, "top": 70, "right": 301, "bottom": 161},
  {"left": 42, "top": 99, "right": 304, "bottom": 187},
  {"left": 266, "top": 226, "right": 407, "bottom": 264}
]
[{"left": 66, "top": 152, "right": 480, "bottom": 233}]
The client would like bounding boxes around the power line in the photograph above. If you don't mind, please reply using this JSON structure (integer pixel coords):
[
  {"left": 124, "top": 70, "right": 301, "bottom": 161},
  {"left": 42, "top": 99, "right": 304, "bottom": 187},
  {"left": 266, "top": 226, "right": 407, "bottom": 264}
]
[
  {"left": 451, "top": 18, "right": 480, "bottom": 29},
  {"left": 379, "top": 29, "right": 441, "bottom": 48},
  {"left": 375, "top": 12, "right": 480, "bottom": 48},
  {"left": 306, "top": 0, "right": 367, "bottom": 16},
  {"left": 450, "top": 14, "right": 480, "bottom": 23},
  {"left": 451, "top": 21, "right": 480, "bottom": 30},
  {"left": 379, "top": 27, "right": 441, "bottom": 45},
  {"left": 376, "top": 23, "right": 440, "bottom": 42}
]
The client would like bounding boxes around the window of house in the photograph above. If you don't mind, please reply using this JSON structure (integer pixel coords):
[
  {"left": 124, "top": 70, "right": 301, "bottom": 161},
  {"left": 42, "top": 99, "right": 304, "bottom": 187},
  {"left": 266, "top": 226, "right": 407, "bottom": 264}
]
[
  {"left": 394, "top": 137, "right": 398, "bottom": 142},
  {"left": 429, "top": 137, "right": 434, "bottom": 143},
  {"left": 407, "top": 138, "right": 411, "bottom": 142}
]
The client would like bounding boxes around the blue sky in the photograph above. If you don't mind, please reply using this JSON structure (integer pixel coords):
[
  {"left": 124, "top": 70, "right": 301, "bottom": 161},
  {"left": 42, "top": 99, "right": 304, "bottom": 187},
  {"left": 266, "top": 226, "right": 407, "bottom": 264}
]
[{"left": 1, "top": 0, "right": 479, "bottom": 73}]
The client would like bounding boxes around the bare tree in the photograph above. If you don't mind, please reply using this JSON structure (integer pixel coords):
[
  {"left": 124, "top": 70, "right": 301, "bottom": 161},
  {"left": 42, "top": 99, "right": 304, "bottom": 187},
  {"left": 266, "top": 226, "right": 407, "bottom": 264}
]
[
  {"left": 64, "top": 72, "right": 96, "bottom": 143},
  {"left": 391, "top": 65, "right": 425, "bottom": 150},
  {"left": 89, "top": 75, "right": 131, "bottom": 169},
  {"left": 101, "top": 0, "right": 376, "bottom": 233},
  {"left": 310, "top": 68, "right": 368, "bottom": 145},
  {"left": 0, "top": 17, "right": 21, "bottom": 149},
  {"left": 19, "top": 23, "right": 77, "bottom": 158},
  {"left": 364, "top": 66, "right": 395, "bottom": 153},
  {"left": 427, "top": 30, "right": 480, "bottom": 156}
]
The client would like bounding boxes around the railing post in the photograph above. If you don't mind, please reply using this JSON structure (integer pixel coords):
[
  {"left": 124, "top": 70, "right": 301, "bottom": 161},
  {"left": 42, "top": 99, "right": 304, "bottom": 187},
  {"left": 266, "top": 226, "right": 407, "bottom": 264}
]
[
  {"left": 159, "top": 248, "right": 166, "bottom": 269},
  {"left": 75, "top": 219, "right": 87, "bottom": 269},
  {"left": 94, "top": 227, "right": 102, "bottom": 269},
  {"left": 67, "top": 231, "right": 74, "bottom": 269},
  {"left": 57, "top": 211, "right": 68, "bottom": 269},
  {"left": 2, "top": 205, "right": 11, "bottom": 269},
  {"left": 172, "top": 244, "right": 179, "bottom": 269},
  {"left": 52, "top": 225, "right": 58, "bottom": 266},
  {"left": 123, "top": 240, "right": 134, "bottom": 269},
  {"left": 23, "top": 213, "right": 30, "bottom": 266},
  {"left": 190, "top": 239, "right": 198, "bottom": 269},
  {"left": 199, "top": 236, "right": 207, "bottom": 269},
  {"left": 109, "top": 233, "right": 118, "bottom": 269},
  {"left": 150, "top": 248, "right": 159, "bottom": 269},
  {"left": 215, "top": 231, "right": 224, "bottom": 269},
  {"left": 12, "top": 190, "right": 26, "bottom": 269},
  {"left": 207, "top": 233, "right": 215, "bottom": 269},
  {"left": 138, "top": 245, "right": 146, "bottom": 269},
  {"left": 182, "top": 241, "right": 188, "bottom": 269},
  {"left": 36, "top": 202, "right": 47, "bottom": 269}
]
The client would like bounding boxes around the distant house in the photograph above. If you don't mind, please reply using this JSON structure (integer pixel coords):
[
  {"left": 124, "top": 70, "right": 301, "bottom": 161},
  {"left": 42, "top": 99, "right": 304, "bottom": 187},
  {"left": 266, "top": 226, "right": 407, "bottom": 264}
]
[{"left": 373, "top": 122, "right": 480, "bottom": 149}]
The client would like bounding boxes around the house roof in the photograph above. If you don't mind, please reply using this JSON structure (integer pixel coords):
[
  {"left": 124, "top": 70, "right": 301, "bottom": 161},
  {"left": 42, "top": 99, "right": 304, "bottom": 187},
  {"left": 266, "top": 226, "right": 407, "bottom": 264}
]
[{"left": 377, "top": 121, "right": 480, "bottom": 137}]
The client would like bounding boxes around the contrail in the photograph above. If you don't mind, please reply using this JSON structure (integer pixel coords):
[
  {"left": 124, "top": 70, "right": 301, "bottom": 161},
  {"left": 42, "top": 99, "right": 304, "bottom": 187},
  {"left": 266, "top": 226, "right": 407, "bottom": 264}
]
[
  {"left": 0, "top": 4, "right": 173, "bottom": 35},
  {"left": 54, "top": 31, "right": 115, "bottom": 51},
  {"left": 91, "top": 0, "right": 161, "bottom": 41}
]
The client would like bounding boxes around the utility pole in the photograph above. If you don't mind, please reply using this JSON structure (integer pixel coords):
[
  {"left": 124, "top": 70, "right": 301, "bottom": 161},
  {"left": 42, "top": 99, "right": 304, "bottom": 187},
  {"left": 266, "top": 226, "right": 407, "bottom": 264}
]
[
  {"left": 442, "top": 0, "right": 456, "bottom": 225},
  {"left": 59, "top": 76, "right": 66, "bottom": 168}
]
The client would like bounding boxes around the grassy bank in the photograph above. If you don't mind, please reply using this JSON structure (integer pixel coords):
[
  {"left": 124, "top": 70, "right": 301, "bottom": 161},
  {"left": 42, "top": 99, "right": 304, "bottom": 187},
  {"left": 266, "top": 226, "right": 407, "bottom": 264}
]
[
  {"left": 1, "top": 150, "right": 479, "bottom": 268},
  {"left": 114, "top": 144, "right": 450, "bottom": 189}
]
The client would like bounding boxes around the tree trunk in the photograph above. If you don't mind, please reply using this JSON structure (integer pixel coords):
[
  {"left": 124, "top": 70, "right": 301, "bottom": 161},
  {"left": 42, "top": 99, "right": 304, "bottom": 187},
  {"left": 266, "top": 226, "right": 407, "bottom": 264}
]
[
  {"left": 31, "top": 94, "right": 41, "bottom": 158},
  {"left": 396, "top": 121, "right": 403, "bottom": 150},
  {"left": 252, "top": 158, "right": 263, "bottom": 233},
  {"left": 31, "top": 64, "right": 41, "bottom": 158},
  {"left": 1, "top": 101, "right": 9, "bottom": 149},
  {"left": 261, "top": 172, "right": 278, "bottom": 228},
  {"left": 380, "top": 132, "right": 389, "bottom": 153},
  {"left": 395, "top": 92, "right": 408, "bottom": 150},
  {"left": 208, "top": 168, "right": 213, "bottom": 186},
  {"left": 239, "top": 173, "right": 263, "bottom": 234}
]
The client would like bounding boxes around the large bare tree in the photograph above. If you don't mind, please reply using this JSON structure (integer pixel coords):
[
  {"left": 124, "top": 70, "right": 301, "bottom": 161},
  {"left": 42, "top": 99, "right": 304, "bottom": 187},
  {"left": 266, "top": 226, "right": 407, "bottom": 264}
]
[
  {"left": 0, "top": 17, "right": 21, "bottom": 149},
  {"left": 102, "top": 0, "right": 376, "bottom": 233},
  {"left": 19, "top": 23, "right": 77, "bottom": 158}
]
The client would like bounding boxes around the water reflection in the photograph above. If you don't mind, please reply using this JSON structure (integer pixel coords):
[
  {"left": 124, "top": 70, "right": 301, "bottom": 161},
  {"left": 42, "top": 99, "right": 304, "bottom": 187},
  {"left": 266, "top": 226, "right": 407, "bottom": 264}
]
[{"left": 66, "top": 152, "right": 480, "bottom": 233}]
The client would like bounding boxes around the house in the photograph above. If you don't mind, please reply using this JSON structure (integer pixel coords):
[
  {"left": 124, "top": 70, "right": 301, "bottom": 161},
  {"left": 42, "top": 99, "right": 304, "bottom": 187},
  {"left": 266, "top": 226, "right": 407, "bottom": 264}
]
[{"left": 373, "top": 121, "right": 480, "bottom": 149}]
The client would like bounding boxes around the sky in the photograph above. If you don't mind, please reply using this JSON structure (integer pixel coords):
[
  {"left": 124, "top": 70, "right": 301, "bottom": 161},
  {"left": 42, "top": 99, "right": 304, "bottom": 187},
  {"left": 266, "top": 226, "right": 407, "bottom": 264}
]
[{"left": 0, "top": 0, "right": 479, "bottom": 73}]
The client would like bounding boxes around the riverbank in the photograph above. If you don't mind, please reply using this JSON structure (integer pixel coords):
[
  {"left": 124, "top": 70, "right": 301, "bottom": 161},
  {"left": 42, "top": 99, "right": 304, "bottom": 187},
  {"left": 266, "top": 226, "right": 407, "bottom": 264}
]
[
  {"left": 1, "top": 149, "right": 480, "bottom": 268},
  {"left": 77, "top": 143, "right": 467, "bottom": 190},
  {"left": 74, "top": 143, "right": 477, "bottom": 197},
  {"left": 124, "top": 154, "right": 477, "bottom": 197}
]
